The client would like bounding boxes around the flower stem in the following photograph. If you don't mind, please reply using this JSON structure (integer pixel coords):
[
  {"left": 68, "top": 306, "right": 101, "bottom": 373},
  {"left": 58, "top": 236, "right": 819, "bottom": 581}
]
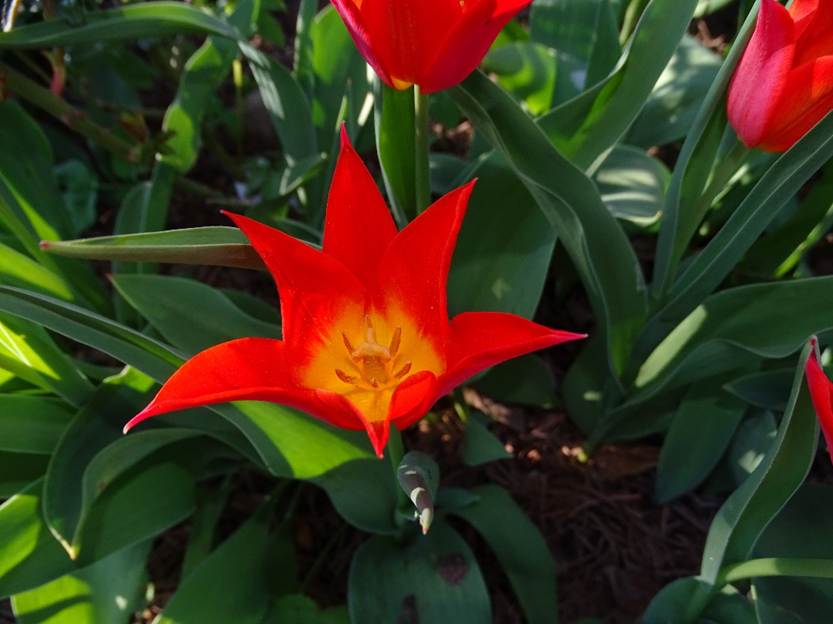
[
  {"left": 387, "top": 427, "right": 411, "bottom": 528},
  {"left": 413, "top": 86, "right": 431, "bottom": 214}
]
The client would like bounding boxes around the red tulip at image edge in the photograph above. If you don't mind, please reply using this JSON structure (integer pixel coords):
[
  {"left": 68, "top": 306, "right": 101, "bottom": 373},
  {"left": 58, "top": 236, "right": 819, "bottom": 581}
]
[
  {"left": 330, "top": 0, "right": 532, "bottom": 93},
  {"left": 727, "top": 0, "right": 833, "bottom": 152},
  {"left": 805, "top": 346, "right": 833, "bottom": 464},
  {"left": 124, "top": 129, "right": 585, "bottom": 457}
]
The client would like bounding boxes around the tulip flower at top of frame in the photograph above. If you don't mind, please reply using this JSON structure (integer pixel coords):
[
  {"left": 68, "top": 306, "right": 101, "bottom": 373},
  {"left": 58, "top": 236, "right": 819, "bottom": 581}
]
[
  {"left": 330, "top": 0, "right": 532, "bottom": 93},
  {"left": 124, "top": 129, "right": 585, "bottom": 457},
  {"left": 727, "top": 0, "right": 833, "bottom": 152},
  {"left": 805, "top": 346, "right": 833, "bottom": 464}
]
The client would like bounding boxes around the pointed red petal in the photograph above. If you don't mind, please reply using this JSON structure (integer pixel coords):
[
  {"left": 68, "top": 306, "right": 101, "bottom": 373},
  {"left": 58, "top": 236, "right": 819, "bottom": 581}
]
[
  {"left": 439, "top": 312, "right": 586, "bottom": 396},
  {"left": 805, "top": 349, "right": 833, "bottom": 464},
  {"left": 323, "top": 128, "right": 398, "bottom": 286},
  {"left": 124, "top": 338, "right": 363, "bottom": 433},
  {"left": 759, "top": 56, "right": 833, "bottom": 151},
  {"left": 375, "top": 181, "right": 475, "bottom": 346},
  {"left": 727, "top": 0, "right": 796, "bottom": 148},
  {"left": 789, "top": 0, "right": 833, "bottom": 63},
  {"left": 224, "top": 212, "right": 366, "bottom": 342},
  {"left": 389, "top": 371, "right": 439, "bottom": 431},
  {"left": 419, "top": 0, "right": 532, "bottom": 93}
]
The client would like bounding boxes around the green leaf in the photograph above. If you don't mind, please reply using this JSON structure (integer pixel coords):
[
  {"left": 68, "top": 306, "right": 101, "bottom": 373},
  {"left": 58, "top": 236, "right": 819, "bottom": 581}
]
[
  {"left": 451, "top": 70, "right": 646, "bottom": 380},
  {"left": 448, "top": 484, "right": 556, "bottom": 624},
  {"left": 725, "top": 369, "right": 793, "bottom": 411},
  {"left": 11, "top": 542, "right": 150, "bottom": 624},
  {"left": 41, "top": 226, "right": 265, "bottom": 270},
  {"left": 474, "top": 355, "right": 555, "bottom": 406},
  {"left": 0, "top": 395, "right": 73, "bottom": 454},
  {"left": 593, "top": 145, "right": 669, "bottom": 227},
  {"left": 538, "top": 0, "right": 699, "bottom": 170},
  {"left": 42, "top": 369, "right": 155, "bottom": 558},
  {"left": 53, "top": 161, "right": 98, "bottom": 238},
  {"left": 397, "top": 451, "right": 439, "bottom": 534},
  {"left": 240, "top": 42, "right": 318, "bottom": 165},
  {"left": 627, "top": 35, "right": 722, "bottom": 148},
  {"left": 658, "top": 110, "right": 833, "bottom": 324},
  {"left": 655, "top": 379, "right": 746, "bottom": 503},
  {"left": 0, "top": 463, "right": 195, "bottom": 599},
  {"left": 0, "top": 452, "right": 49, "bottom": 497},
  {"left": 348, "top": 521, "right": 491, "bottom": 623},
  {"left": 700, "top": 341, "right": 818, "bottom": 584},
  {"left": 0, "top": 313, "right": 92, "bottom": 407},
  {"left": 482, "top": 43, "right": 557, "bottom": 115},
  {"left": 461, "top": 415, "right": 511, "bottom": 466},
  {"left": 156, "top": 507, "right": 287, "bottom": 624},
  {"left": 267, "top": 595, "right": 348, "bottom": 624},
  {"left": 0, "top": 2, "right": 241, "bottom": 48},
  {"left": 112, "top": 274, "right": 278, "bottom": 354},
  {"left": 0, "top": 243, "right": 73, "bottom": 301},
  {"left": 374, "top": 83, "right": 416, "bottom": 223},
  {"left": 447, "top": 154, "right": 554, "bottom": 318},
  {"left": 753, "top": 484, "right": 833, "bottom": 624}
]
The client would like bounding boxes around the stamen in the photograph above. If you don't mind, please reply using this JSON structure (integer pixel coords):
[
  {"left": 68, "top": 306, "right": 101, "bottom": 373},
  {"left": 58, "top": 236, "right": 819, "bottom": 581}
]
[
  {"left": 389, "top": 327, "right": 401, "bottom": 357},
  {"left": 394, "top": 362, "right": 412, "bottom": 378},
  {"left": 365, "top": 315, "right": 376, "bottom": 344},
  {"left": 342, "top": 332, "right": 354, "bottom": 354},
  {"left": 335, "top": 369, "right": 358, "bottom": 384}
]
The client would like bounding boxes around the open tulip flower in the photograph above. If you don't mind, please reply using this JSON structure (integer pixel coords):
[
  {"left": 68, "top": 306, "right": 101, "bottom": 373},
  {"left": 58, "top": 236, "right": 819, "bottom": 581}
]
[
  {"left": 124, "top": 130, "right": 584, "bottom": 456},
  {"left": 727, "top": 0, "right": 833, "bottom": 152},
  {"left": 805, "top": 346, "right": 833, "bottom": 464},
  {"left": 331, "top": 0, "right": 532, "bottom": 93}
]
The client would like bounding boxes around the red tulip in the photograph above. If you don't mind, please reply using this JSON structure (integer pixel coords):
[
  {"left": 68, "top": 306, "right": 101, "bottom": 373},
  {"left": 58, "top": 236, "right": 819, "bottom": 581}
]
[
  {"left": 805, "top": 346, "right": 833, "bottom": 463},
  {"left": 331, "top": 0, "right": 531, "bottom": 93},
  {"left": 124, "top": 130, "right": 584, "bottom": 456},
  {"left": 727, "top": 0, "right": 833, "bottom": 152}
]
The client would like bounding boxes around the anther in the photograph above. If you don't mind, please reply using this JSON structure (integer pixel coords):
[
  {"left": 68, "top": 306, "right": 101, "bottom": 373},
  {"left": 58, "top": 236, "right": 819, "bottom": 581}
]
[
  {"left": 394, "top": 362, "right": 412, "bottom": 378},
  {"left": 389, "top": 327, "right": 402, "bottom": 356},
  {"left": 342, "top": 332, "right": 354, "bottom": 354},
  {"left": 335, "top": 369, "right": 357, "bottom": 384},
  {"left": 364, "top": 315, "right": 377, "bottom": 343}
]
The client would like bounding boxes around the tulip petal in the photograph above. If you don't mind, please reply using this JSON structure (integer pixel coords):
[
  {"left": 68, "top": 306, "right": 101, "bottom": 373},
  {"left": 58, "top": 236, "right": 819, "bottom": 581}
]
[
  {"left": 759, "top": 55, "right": 833, "bottom": 152},
  {"left": 323, "top": 128, "right": 398, "bottom": 286},
  {"left": 389, "top": 371, "right": 439, "bottom": 430},
  {"left": 419, "top": 0, "right": 532, "bottom": 93},
  {"left": 439, "top": 311, "right": 586, "bottom": 396},
  {"left": 224, "top": 211, "right": 366, "bottom": 342},
  {"left": 330, "top": 0, "right": 394, "bottom": 87},
  {"left": 805, "top": 350, "right": 833, "bottom": 464},
  {"left": 360, "top": 0, "right": 462, "bottom": 85},
  {"left": 789, "top": 0, "right": 833, "bottom": 64},
  {"left": 728, "top": 0, "right": 796, "bottom": 148},
  {"left": 124, "top": 338, "right": 362, "bottom": 432},
  {"left": 375, "top": 181, "right": 475, "bottom": 346}
]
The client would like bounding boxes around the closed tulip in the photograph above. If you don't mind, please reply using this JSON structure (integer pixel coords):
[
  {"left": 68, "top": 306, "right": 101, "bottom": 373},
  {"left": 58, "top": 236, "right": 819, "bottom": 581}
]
[
  {"left": 727, "top": 0, "right": 833, "bottom": 152},
  {"left": 331, "top": 0, "right": 531, "bottom": 93}
]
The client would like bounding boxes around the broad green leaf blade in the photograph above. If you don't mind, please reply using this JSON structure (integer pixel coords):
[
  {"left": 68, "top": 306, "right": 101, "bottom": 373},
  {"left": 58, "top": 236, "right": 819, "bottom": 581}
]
[
  {"left": 0, "top": 2, "right": 240, "bottom": 48},
  {"left": 42, "top": 369, "right": 154, "bottom": 557},
  {"left": 699, "top": 341, "right": 819, "bottom": 584},
  {"left": 0, "top": 395, "right": 72, "bottom": 454},
  {"left": 156, "top": 507, "right": 292, "bottom": 624},
  {"left": 448, "top": 484, "right": 556, "bottom": 624},
  {"left": 266, "top": 595, "right": 348, "bottom": 624},
  {"left": 41, "top": 227, "right": 265, "bottom": 270},
  {"left": 0, "top": 453, "right": 49, "bottom": 497},
  {"left": 112, "top": 274, "right": 278, "bottom": 354},
  {"left": 0, "top": 313, "right": 92, "bottom": 407},
  {"left": 659, "top": 110, "right": 833, "bottom": 324},
  {"left": 651, "top": 5, "right": 756, "bottom": 296},
  {"left": 447, "top": 154, "right": 554, "bottom": 318},
  {"left": 348, "top": 521, "right": 491, "bottom": 623},
  {"left": 54, "top": 160, "right": 98, "bottom": 238},
  {"left": 482, "top": 43, "right": 557, "bottom": 115},
  {"left": 461, "top": 416, "right": 511, "bottom": 466},
  {"left": 538, "top": 0, "right": 699, "bottom": 170},
  {"left": 655, "top": 380, "right": 746, "bottom": 503},
  {"left": 11, "top": 542, "right": 150, "bottom": 624},
  {"left": 753, "top": 484, "right": 833, "bottom": 623},
  {"left": 593, "top": 145, "right": 669, "bottom": 227},
  {"left": 0, "top": 243, "right": 74, "bottom": 301},
  {"left": 474, "top": 355, "right": 555, "bottom": 407},
  {"left": 627, "top": 35, "right": 722, "bottom": 148},
  {"left": 451, "top": 70, "right": 646, "bottom": 379}
]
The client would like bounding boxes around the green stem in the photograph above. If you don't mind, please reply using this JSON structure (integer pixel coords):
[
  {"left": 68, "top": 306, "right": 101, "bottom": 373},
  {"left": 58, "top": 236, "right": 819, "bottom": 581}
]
[
  {"left": 387, "top": 428, "right": 411, "bottom": 528},
  {"left": 0, "top": 63, "right": 141, "bottom": 163},
  {"left": 413, "top": 86, "right": 431, "bottom": 214}
]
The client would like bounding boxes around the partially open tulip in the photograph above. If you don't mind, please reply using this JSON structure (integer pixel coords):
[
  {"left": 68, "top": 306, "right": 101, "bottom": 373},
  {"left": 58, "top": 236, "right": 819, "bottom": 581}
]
[
  {"left": 124, "top": 130, "right": 584, "bottom": 456},
  {"left": 331, "top": 0, "right": 532, "bottom": 93},
  {"left": 727, "top": 0, "right": 833, "bottom": 152},
  {"left": 805, "top": 346, "right": 833, "bottom": 464}
]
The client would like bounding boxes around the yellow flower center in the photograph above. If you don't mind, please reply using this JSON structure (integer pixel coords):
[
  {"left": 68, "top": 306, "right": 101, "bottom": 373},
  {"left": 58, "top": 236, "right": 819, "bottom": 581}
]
[{"left": 334, "top": 318, "right": 413, "bottom": 390}]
